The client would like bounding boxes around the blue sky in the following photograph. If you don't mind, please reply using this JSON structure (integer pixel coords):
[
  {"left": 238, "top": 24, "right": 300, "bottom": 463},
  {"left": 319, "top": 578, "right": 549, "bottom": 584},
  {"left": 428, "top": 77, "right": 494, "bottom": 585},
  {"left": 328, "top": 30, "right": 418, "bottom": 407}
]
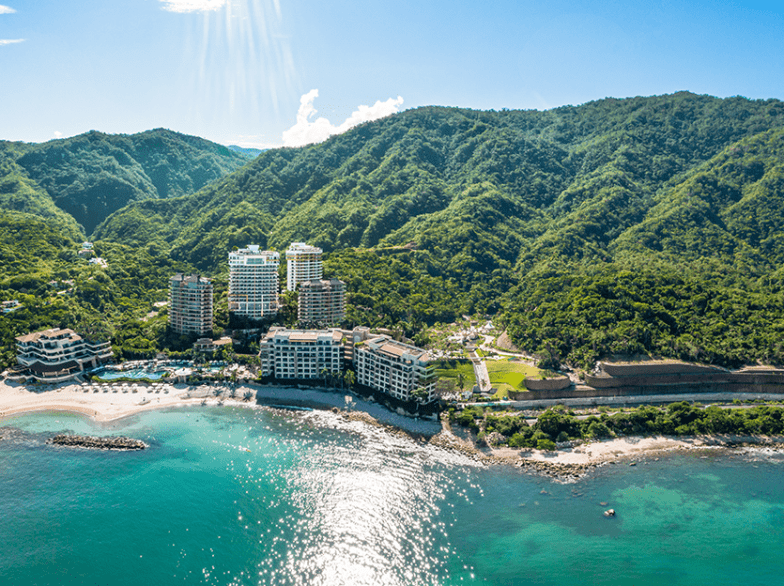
[{"left": 1, "top": 0, "right": 783, "bottom": 147}]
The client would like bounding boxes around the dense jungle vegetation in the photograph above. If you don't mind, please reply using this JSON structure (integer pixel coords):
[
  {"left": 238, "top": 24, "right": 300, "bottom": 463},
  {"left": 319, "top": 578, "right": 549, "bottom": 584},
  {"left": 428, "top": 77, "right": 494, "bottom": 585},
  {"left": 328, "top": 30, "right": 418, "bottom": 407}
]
[
  {"left": 453, "top": 402, "right": 784, "bottom": 450},
  {"left": 3, "top": 92, "right": 784, "bottom": 368}
]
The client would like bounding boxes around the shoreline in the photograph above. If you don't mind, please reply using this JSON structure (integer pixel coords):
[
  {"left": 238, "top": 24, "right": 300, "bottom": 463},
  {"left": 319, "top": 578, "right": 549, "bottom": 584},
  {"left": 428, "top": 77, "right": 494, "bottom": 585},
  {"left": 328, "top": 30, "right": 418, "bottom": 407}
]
[
  {"left": 0, "top": 379, "right": 442, "bottom": 435},
  {"left": 2, "top": 380, "right": 783, "bottom": 482},
  {"left": 426, "top": 423, "right": 784, "bottom": 481}
]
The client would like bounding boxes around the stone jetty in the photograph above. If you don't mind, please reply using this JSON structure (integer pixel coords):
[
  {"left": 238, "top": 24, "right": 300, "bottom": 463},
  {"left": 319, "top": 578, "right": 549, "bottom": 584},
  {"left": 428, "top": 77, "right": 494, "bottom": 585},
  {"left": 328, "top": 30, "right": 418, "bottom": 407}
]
[{"left": 48, "top": 434, "right": 148, "bottom": 450}]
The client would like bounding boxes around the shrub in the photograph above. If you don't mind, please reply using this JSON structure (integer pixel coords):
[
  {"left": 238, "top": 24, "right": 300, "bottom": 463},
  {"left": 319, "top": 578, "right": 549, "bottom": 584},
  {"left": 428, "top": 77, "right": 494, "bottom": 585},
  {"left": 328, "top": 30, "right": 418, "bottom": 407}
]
[{"left": 537, "top": 439, "right": 557, "bottom": 451}]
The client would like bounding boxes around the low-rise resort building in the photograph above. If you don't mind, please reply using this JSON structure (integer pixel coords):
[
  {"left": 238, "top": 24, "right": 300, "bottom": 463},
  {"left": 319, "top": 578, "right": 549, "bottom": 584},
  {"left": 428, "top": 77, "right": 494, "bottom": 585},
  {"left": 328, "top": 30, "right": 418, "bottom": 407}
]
[
  {"left": 257, "top": 327, "right": 435, "bottom": 402},
  {"left": 15, "top": 328, "right": 113, "bottom": 382},
  {"left": 259, "top": 327, "right": 345, "bottom": 380},
  {"left": 355, "top": 335, "right": 436, "bottom": 402}
]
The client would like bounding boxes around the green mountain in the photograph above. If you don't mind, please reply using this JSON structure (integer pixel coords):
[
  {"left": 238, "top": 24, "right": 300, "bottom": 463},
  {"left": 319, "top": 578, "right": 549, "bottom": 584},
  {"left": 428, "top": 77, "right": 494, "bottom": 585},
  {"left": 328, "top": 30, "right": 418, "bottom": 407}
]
[
  {"left": 6, "top": 92, "right": 784, "bottom": 368},
  {"left": 0, "top": 129, "right": 249, "bottom": 366},
  {"left": 0, "top": 142, "right": 84, "bottom": 241},
  {"left": 91, "top": 92, "right": 784, "bottom": 367},
  {"left": 3, "top": 128, "right": 249, "bottom": 234}
]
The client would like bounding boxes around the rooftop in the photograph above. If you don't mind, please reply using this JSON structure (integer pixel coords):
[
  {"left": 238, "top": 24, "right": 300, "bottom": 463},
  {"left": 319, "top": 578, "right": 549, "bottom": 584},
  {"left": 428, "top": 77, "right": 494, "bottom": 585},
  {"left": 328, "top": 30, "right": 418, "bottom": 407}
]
[
  {"left": 264, "top": 328, "right": 344, "bottom": 343},
  {"left": 364, "top": 335, "right": 430, "bottom": 361},
  {"left": 16, "top": 328, "right": 81, "bottom": 344},
  {"left": 171, "top": 274, "right": 211, "bottom": 285},
  {"left": 299, "top": 278, "right": 346, "bottom": 290}
]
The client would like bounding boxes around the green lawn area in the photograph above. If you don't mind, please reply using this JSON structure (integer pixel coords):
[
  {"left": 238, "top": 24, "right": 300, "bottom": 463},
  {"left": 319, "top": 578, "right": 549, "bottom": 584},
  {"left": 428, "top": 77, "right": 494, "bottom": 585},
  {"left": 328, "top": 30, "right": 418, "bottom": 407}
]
[
  {"left": 433, "top": 360, "right": 477, "bottom": 389},
  {"left": 486, "top": 358, "right": 542, "bottom": 398}
]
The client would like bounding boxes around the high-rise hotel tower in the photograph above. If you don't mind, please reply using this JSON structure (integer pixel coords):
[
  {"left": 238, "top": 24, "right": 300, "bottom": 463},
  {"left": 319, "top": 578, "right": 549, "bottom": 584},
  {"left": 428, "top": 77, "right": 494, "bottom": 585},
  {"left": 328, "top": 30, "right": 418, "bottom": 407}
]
[
  {"left": 286, "top": 242, "right": 323, "bottom": 291},
  {"left": 228, "top": 245, "right": 280, "bottom": 320},
  {"left": 169, "top": 274, "right": 213, "bottom": 336}
]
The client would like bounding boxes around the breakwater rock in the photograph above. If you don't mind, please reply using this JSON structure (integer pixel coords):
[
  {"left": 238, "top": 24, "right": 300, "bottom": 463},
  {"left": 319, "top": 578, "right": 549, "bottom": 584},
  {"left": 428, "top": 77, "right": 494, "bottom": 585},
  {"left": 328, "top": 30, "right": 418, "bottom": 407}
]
[{"left": 48, "top": 434, "right": 148, "bottom": 451}]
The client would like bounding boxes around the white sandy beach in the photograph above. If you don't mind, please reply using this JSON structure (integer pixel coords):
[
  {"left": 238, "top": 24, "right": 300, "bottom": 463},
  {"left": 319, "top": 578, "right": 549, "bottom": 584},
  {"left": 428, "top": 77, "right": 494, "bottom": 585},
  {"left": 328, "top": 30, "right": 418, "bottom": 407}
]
[
  {"left": 0, "top": 379, "right": 219, "bottom": 421},
  {"left": 512, "top": 436, "right": 693, "bottom": 465},
  {"left": 0, "top": 378, "right": 443, "bottom": 435}
]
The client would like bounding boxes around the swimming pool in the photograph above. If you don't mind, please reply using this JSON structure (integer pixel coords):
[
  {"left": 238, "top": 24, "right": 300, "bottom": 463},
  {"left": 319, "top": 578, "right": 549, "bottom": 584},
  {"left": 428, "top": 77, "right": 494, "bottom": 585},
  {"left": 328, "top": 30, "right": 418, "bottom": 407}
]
[{"left": 94, "top": 369, "right": 167, "bottom": 381}]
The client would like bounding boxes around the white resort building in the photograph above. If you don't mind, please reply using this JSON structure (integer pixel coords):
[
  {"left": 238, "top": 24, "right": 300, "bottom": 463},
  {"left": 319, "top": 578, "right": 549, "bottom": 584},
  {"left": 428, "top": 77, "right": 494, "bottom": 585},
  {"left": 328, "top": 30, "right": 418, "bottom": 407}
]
[
  {"left": 259, "top": 327, "right": 345, "bottom": 380},
  {"left": 169, "top": 274, "right": 213, "bottom": 336},
  {"left": 354, "top": 335, "right": 436, "bottom": 402},
  {"left": 15, "top": 328, "right": 113, "bottom": 382},
  {"left": 286, "top": 242, "right": 323, "bottom": 291},
  {"left": 228, "top": 245, "right": 280, "bottom": 320},
  {"left": 297, "top": 278, "right": 346, "bottom": 325}
]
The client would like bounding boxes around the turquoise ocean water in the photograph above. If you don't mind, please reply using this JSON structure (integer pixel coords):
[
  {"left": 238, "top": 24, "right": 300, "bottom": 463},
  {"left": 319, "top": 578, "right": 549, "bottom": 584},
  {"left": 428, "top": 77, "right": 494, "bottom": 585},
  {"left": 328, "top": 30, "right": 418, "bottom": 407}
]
[{"left": 1, "top": 406, "right": 783, "bottom": 586}]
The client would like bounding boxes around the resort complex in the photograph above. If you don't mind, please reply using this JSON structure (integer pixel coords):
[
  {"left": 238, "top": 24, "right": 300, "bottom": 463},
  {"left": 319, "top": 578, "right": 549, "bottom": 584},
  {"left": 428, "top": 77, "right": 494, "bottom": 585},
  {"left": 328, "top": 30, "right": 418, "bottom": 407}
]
[
  {"left": 257, "top": 326, "right": 435, "bottom": 402},
  {"left": 228, "top": 246, "right": 280, "bottom": 320},
  {"left": 10, "top": 240, "right": 439, "bottom": 404},
  {"left": 15, "top": 328, "right": 113, "bottom": 382},
  {"left": 169, "top": 274, "right": 214, "bottom": 336}
]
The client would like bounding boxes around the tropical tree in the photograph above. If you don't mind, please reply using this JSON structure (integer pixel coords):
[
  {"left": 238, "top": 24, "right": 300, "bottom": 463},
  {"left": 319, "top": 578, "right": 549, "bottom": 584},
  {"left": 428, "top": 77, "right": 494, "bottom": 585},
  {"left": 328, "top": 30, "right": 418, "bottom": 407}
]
[{"left": 411, "top": 386, "right": 430, "bottom": 404}]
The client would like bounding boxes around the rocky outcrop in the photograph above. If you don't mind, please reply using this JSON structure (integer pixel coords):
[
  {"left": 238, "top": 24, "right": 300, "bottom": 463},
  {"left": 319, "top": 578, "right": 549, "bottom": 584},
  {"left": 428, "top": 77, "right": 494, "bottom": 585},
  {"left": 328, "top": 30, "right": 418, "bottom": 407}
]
[{"left": 48, "top": 434, "right": 148, "bottom": 450}]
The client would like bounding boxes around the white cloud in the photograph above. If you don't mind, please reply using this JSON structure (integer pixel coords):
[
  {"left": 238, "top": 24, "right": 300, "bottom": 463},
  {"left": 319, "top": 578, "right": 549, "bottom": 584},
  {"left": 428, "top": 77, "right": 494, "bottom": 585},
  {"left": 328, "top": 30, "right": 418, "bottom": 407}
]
[
  {"left": 0, "top": 38, "right": 23, "bottom": 46},
  {"left": 0, "top": 5, "right": 15, "bottom": 14},
  {"left": 159, "top": 0, "right": 227, "bottom": 13},
  {"left": 282, "top": 90, "right": 404, "bottom": 148},
  {"left": 53, "top": 131, "right": 63, "bottom": 139}
]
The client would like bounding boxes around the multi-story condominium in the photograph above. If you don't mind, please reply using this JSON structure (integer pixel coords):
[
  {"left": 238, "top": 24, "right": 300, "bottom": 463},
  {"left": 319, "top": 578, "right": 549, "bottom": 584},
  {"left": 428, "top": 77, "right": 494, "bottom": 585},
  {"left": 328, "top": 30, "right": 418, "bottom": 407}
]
[
  {"left": 228, "top": 245, "right": 280, "bottom": 320},
  {"left": 169, "top": 274, "right": 213, "bottom": 336},
  {"left": 259, "top": 327, "right": 344, "bottom": 379},
  {"left": 286, "top": 242, "right": 323, "bottom": 291},
  {"left": 298, "top": 278, "right": 346, "bottom": 325},
  {"left": 15, "top": 328, "right": 113, "bottom": 382},
  {"left": 354, "top": 335, "right": 436, "bottom": 402}
]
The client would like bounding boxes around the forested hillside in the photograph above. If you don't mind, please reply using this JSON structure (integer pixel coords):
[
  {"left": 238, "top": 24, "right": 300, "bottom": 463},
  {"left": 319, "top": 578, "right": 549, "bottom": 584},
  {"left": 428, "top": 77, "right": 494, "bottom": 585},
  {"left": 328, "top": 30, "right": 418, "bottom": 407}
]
[
  {"left": 0, "top": 129, "right": 250, "bottom": 366},
  {"left": 1, "top": 129, "right": 250, "bottom": 234},
  {"left": 4, "top": 92, "right": 784, "bottom": 368}
]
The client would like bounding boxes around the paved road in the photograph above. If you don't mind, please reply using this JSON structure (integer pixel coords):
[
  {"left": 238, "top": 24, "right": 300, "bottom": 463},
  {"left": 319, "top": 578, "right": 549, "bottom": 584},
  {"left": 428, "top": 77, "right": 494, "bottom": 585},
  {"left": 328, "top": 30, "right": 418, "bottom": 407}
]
[
  {"left": 470, "top": 350, "right": 491, "bottom": 392},
  {"left": 465, "top": 392, "right": 784, "bottom": 410}
]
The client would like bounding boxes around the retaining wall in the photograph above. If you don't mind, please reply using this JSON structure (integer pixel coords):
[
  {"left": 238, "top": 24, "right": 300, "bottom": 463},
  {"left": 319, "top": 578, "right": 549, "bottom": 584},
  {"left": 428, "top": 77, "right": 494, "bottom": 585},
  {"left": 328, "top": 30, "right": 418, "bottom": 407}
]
[
  {"left": 600, "top": 361, "right": 725, "bottom": 377},
  {"left": 508, "top": 378, "right": 784, "bottom": 401},
  {"left": 523, "top": 377, "right": 571, "bottom": 391}
]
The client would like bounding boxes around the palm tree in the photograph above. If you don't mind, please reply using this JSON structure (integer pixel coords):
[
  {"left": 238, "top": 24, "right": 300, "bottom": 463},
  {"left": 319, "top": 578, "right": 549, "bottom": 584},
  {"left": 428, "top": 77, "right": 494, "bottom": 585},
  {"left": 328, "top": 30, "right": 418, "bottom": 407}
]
[{"left": 320, "top": 368, "right": 329, "bottom": 388}]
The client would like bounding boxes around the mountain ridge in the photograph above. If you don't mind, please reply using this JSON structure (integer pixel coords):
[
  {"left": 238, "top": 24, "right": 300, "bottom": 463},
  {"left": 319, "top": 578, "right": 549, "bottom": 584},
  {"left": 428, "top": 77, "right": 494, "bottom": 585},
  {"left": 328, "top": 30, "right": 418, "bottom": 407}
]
[
  {"left": 3, "top": 92, "right": 784, "bottom": 368},
  {"left": 1, "top": 128, "right": 250, "bottom": 234}
]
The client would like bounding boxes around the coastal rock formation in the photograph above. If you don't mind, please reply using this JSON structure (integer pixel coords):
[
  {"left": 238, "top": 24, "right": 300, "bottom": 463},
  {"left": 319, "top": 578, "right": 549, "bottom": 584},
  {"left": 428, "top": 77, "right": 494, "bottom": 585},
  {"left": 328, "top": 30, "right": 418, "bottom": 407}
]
[{"left": 48, "top": 434, "right": 148, "bottom": 450}]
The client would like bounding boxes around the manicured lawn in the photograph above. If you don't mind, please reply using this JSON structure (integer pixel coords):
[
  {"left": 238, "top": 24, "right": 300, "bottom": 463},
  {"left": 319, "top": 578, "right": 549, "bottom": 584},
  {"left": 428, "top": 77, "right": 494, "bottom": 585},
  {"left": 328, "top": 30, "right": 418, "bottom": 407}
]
[
  {"left": 433, "top": 360, "right": 477, "bottom": 389},
  {"left": 486, "top": 358, "right": 541, "bottom": 397}
]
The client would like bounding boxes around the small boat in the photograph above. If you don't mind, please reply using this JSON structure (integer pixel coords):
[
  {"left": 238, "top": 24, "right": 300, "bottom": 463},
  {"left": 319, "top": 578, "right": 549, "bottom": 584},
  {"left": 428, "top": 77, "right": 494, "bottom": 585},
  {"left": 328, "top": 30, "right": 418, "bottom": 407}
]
[
  {"left": 604, "top": 509, "right": 616, "bottom": 517},
  {"left": 239, "top": 446, "right": 251, "bottom": 452}
]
